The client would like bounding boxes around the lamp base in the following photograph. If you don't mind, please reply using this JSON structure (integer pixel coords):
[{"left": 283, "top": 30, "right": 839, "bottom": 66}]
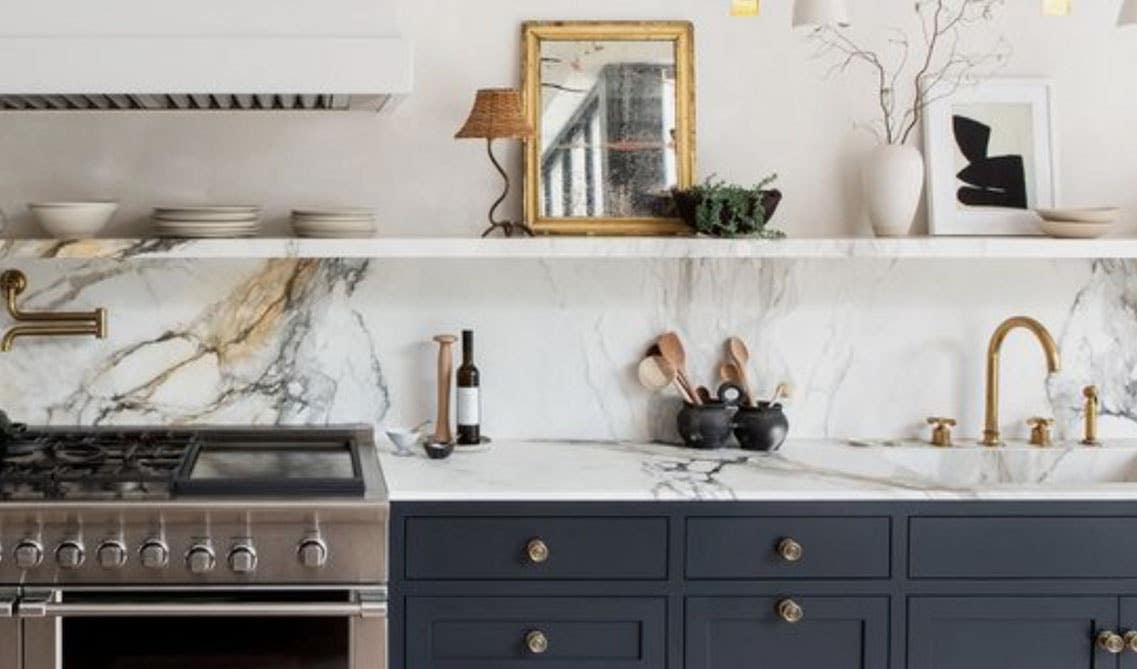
[{"left": 481, "top": 221, "right": 535, "bottom": 238}]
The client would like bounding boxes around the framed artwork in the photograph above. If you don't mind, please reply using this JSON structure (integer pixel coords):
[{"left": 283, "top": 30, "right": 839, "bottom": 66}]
[
  {"left": 521, "top": 21, "right": 696, "bottom": 236},
  {"left": 924, "top": 79, "right": 1058, "bottom": 236}
]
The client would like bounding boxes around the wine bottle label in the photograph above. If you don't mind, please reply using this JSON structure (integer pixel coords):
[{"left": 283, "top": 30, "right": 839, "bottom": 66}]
[{"left": 457, "top": 387, "right": 480, "bottom": 426}]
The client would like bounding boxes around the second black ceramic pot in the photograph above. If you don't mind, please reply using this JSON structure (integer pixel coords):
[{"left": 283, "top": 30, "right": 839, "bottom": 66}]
[
  {"left": 677, "top": 403, "right": 734, "bottom": 450},
  {"left": 733, "top": 403, "right": 789, "bottom": 452}
]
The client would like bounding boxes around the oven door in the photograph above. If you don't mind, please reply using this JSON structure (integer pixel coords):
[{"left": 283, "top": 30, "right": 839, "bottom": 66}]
[
  {"left": 16, "top": 587, "right": 386, "bottom": 669},
  {"left": 1, "top": 590, "right": 19, "bottom": 669}
]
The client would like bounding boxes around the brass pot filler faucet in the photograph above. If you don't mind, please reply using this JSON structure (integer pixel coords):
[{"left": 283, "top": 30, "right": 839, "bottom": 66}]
[{"left": 0, "top": 269, "right": 107, "bottom": 352}]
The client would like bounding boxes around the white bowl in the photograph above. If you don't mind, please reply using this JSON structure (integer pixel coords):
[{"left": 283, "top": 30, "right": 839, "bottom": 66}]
[
  {"left": 29, "top": 202, "right": 119, "bottom": 239},
  {"left": 1035, "top": 207, "right": 1120, "bottom": 224},
  {"left": 1039, "top": 219, "right": 1113, "bottom": 239}
]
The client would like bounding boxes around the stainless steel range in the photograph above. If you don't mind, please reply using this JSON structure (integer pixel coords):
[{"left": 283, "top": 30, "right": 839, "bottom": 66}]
[{"left": 0, "top": 413, "right": 388, "bottom": 669}]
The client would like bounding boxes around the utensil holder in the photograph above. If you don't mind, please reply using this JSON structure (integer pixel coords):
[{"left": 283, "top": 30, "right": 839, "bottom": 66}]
[
  {"left": 733, "top": 403, "right": 790, "bottom": 452},
  {"left": 677, "top": 403, "right": 734, "bottom": 450}
]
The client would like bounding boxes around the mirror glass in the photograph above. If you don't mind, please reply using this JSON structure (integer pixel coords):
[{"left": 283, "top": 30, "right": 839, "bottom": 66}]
[{"left": 537, "top": 40, "right": 680, "bottom": 219}]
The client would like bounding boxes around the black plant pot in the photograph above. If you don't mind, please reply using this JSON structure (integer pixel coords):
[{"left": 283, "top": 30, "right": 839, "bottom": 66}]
[
  {"left": 733, "top": 403, "right": 789, "bottom": 452},
  {"left": 671, "top": 189, "right": 783, "bottom": 234},
  {"left": 677, "top": 403, "right": 734, "bottom": 450}
]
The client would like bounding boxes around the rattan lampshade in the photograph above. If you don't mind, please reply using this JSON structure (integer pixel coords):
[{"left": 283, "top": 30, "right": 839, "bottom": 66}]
[{"left": 455, "top": 88, "right": 533, "bottom": 140}]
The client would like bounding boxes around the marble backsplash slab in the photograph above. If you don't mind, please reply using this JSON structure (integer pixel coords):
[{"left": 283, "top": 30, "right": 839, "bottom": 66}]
[{"left": 0, "top": 257, "right": 1132, "bottom": 444}]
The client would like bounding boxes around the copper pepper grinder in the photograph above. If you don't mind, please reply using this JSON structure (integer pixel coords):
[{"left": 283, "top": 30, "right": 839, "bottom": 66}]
[{"left": 432, "top": 335, "right": 458, "bottom": 445}]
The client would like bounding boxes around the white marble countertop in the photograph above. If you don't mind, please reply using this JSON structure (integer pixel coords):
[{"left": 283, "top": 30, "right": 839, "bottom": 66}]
[{"left": 376, "top": 438, "right": 1137, "bottom": 502}]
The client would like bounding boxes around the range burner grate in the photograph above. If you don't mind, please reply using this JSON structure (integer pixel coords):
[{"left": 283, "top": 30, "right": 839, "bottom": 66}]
[{"left": 0, "top": 430, "right": 199, "bottom": 500}]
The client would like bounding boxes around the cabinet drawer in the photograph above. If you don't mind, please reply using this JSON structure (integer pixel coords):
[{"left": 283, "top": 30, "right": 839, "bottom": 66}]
[
  {"left": 405, "top": 516, "right": 668, "bottom": 580},
  {"left": 406, "top": 597, "right": 665, "bottom": 668},
  {"left": 911, "top": 516, "right": 1137, "bottom": 579},
  {"left": 686, "top": 516, "right": 891, "bottom": 579}
]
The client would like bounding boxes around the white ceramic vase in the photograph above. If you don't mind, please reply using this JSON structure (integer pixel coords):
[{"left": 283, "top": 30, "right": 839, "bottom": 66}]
[{"left": 862, "top": 144, "right": 925, "bottom": 238}]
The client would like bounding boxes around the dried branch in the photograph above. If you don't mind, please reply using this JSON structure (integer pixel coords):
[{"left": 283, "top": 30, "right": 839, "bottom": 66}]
[{"left": 807, "top": 0, "right": 1008, "bottom": 146}]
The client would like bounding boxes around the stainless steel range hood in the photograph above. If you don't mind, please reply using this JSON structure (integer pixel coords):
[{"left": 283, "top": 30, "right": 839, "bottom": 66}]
[{"left": 0, "top": 0, "right": 413, "bottom": 112}]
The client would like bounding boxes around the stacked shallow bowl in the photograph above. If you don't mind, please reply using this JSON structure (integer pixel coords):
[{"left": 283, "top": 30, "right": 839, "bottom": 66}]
[
  {"left": 1034, "top": 208, "right": 1119, "bottom": 239},
  {"left": 291, "top": 208, "right": 377, "bottom": 238},
  {"left": 152, "top": 206, "right": 262, "bottom": 238}
]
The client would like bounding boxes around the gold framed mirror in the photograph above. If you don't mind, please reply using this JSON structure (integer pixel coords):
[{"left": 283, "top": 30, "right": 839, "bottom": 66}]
[{"left": 522, "top": 21, "right": 696, "bottom": 236}]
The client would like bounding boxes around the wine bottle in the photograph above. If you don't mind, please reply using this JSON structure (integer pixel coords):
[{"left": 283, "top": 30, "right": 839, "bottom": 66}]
[{"left": 456, "top": 330, "right": 481, "bottom": 445}]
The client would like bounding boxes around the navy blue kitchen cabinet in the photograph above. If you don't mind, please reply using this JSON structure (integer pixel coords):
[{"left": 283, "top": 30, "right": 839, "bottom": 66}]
[
  {"left": 908, "top": 597, "right": 1118, "bottom": 668},
  {"left": 391, "top": 501, "right": 1137, "bottom": 669},
  {"left": 686, "top": 596, "right": 889, "bottom": 668}
]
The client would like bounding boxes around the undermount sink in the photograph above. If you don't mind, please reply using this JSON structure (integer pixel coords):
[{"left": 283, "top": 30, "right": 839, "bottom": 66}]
[{"left": 785, "top": 441, "right": 1137, "bottom": 490}]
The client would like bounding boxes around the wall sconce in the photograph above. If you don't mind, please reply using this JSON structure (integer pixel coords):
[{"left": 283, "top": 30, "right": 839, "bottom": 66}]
[
  {"left": 792, "top": 0, "right": 852, "bottom": 27},
  {"left": 0, "top": 270, "right": 107, "bottom": 352}
]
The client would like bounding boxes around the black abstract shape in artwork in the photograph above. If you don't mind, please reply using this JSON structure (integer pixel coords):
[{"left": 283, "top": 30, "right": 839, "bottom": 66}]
[{"left": 953, "top": 115, "right": 1028, "bottom": 209}]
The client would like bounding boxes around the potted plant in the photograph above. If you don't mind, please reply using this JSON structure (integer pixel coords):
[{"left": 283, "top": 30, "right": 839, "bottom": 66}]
[
  {"left": 671, "top": 175, "right": 785, "bottom": 239},
  {"left": 805, "top": 0, "right": 1009, "bottom": 237}
]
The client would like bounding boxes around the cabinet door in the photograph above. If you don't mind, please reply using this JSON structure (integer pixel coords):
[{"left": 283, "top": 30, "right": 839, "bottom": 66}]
[
  {"left": 909, "top": 597, "right": 1118, "bottom": 669},
  {"left": 1118, "top": 598, "right": 1137, "bottom": 668},
  {"left": 686, "top": 597, "right": 888, "bottom": 669}
]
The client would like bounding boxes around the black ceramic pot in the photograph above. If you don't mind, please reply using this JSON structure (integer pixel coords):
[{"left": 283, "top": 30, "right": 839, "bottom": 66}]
[
  {"left": 677, "top": 403, "right": 734, "bottom": 450},
  {"left": 733, "top": 403, "right": 789, "bottom": 452}
]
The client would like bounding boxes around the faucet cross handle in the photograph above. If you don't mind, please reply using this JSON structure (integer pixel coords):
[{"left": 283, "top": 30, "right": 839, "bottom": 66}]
[
  {"left": 926, "top": 417, "right": 957, "bottom": 448},
  {"left": 1027, "top": 417, "right": 1056, "bottom": 447}
]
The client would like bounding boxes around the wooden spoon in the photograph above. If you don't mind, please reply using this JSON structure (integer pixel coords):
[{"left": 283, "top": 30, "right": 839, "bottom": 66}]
[
  {"left": 719, "top": 361, "right": 744, "bottom": 387},
  {"left": 432, "top": 335, "right": 457, "bottom": 445},
  {"left": 638, "top": 355, "right": 695, "bottom": 404},
  {"left": 657, "top": 332, "right": 700, "bottom": 405},
  {"left": 726, "top": 337, "right": 754, "bottom": 406}
]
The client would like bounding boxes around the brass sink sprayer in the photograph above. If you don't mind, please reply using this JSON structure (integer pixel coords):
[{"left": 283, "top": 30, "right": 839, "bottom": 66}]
[{"left": 0, "top": 269, "right": 107, "bottom": 352}]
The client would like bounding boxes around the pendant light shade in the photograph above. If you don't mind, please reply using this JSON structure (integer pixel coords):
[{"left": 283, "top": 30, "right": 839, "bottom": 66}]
[
  {"left": 793, "top": 0, "right": 852, "bottom": 27},
  {"left": 1121, "top": 0, "right": 1137, "bottom": 26}
]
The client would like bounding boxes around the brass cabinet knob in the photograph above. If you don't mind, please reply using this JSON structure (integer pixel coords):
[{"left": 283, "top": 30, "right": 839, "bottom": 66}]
[
  {"left": 525, "top": 630, "right": 549, "bottom": 655},
  {"left": 776, "top": 598, "right": 804, "bottom": 624},
  {"left": 1124, "top": 630, "right": 1137, "bottom": 653},
  {"left": 1098, "top": 631, "right": 1125, "bottom": 654},
  {"left": 776, "top": 538, "right": 804, "bottom": 563},
  {"left": 1028, "top": 417, "right": 1056, "bottom": 447},
  {"left": 525, "top": 538, "right": 550, "bottom": 564},
  {"left": 926, "top": 417, "right": 957, "bottom": 447}
]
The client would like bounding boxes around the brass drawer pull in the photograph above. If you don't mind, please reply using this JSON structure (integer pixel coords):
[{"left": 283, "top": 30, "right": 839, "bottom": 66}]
[
  {"left": 525, "top": 538, "right": 550, "bottom": 564},
  {"left": 777, "top": 538, "right": 804, "bottom": 563},
  {"left": 776, "top": 598, "right": 804, "bottom": 624},
  {"left": 1125, "top": 630, "right": 1137, "bottom": 653},
  {"left": 1099, "top": 631, "right": 1125, "bottom": 654},
  {"left": 525, "top": 629, "right": 549, "bottom": 654}
]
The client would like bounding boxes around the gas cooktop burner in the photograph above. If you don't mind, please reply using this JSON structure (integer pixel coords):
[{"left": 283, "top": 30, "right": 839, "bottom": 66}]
[
  {"left": 0, "top": 420, "right": 369, "bottom": 502},
  {"left": 0, "top": 430, "right": 199, "bottom": 500}
]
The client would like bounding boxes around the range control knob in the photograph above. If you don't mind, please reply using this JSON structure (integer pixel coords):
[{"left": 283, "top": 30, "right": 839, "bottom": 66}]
[
  {"left": 228, "top": 544, "right": 258, "bottom": 574},
  {"left": 139, "top": 540, "right": 170, "bottom": 569},
  {"left": 96, "top": 541, "right": 128, "bottom": 569},
  {"left": 186, "top": 544, "right": 216, "bottom": 575},
  {"left": 56, "top": 541, "right": 86, "bottom": 570},
  {"left": 298, "top": 538, "right": 328, "bottom": 569},
  {"left": 14, "top": 540, "right": 44, "bottom": 569}
]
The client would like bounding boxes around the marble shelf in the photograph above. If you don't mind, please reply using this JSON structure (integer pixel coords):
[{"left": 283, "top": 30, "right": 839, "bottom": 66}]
[{"left": 4, "top": 236, "right": 1137, "bottom": 261}]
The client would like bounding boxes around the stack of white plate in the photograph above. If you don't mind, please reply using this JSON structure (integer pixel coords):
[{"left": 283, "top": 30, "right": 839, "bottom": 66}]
[
  {"left": 152, "top": 206, "right": 262, "bottom": 238},
  {"left": 291, "top": 208, "right": 377, "bottom": 238},
  {"left": 1034, "top": 207, "right": 1119, "bottom": 239}
]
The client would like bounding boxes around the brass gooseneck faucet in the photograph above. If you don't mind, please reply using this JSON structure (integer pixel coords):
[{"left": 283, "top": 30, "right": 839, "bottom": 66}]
[
  {"left": 981, "top": 316, "right": 1061, "bottom": 447},
  {"left": 0, "top": 270, "right": 107, "bottom": 352}
]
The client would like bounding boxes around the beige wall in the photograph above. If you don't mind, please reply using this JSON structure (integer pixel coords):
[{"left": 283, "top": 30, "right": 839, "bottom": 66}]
[{"left": 0, "top": 0, "right": 1133, "bottom": 238}]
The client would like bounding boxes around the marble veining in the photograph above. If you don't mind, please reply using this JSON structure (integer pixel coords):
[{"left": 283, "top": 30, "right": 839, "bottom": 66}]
[
  {"left": 0, "top": 257, "right": 1133, "bottom": 447},
  {"left": 379, "top": 439, "right": 1137, "bottom": 501}
]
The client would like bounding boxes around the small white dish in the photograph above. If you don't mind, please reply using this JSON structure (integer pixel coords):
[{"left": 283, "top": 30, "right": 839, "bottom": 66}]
[
  {"left": 1035, "top": 207, "right": 1120, "bottom": 224},
  {"left": 29, "top": 201, "right": 118, "bottom": 239},
  {"left": 386, "top": 424, "right": 431, "bottom": 457},
  {"left": 1038, "top": 219, "right": 1113, "bottom": 239}
]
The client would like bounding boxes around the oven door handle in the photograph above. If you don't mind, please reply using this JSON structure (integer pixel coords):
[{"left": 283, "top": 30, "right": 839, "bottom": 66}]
[{"left": 16, "top": 594, "right": 387, "bottom": 619}]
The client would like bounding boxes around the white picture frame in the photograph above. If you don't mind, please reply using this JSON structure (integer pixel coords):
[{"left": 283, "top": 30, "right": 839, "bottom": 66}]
[{"left": 924, "top": 78, "right": 1059, "bottom": 236}]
